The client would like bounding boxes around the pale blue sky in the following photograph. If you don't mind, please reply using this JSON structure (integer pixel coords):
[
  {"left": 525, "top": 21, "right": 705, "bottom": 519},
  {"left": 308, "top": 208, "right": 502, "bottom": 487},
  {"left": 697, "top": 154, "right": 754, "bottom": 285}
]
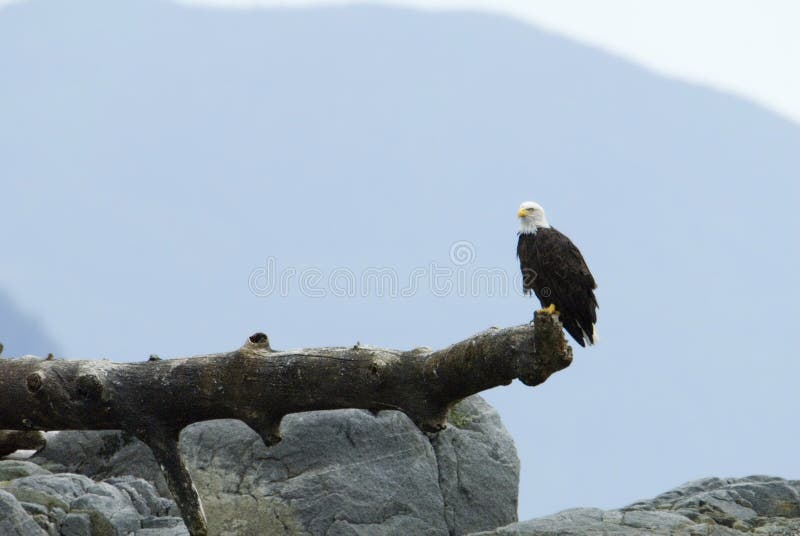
[{"left": 1, "top": 0, "right": 798, "bottom": 521}]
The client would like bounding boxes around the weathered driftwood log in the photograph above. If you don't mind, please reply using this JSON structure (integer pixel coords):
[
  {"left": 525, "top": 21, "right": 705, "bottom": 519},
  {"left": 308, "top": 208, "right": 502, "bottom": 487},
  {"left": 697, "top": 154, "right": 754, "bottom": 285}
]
[
  {"left": 0, "top": 312, "right": 572, "bottom": 536},
  {"left": 0, "top": 343, "right": 49, "bottom": 457}
]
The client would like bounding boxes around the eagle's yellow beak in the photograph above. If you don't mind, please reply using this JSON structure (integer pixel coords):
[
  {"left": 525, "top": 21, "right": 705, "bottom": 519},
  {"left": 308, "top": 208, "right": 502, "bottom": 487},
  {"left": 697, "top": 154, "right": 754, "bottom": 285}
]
[{"left": 517, "top": 208, "right": 527, "bottom": 218}]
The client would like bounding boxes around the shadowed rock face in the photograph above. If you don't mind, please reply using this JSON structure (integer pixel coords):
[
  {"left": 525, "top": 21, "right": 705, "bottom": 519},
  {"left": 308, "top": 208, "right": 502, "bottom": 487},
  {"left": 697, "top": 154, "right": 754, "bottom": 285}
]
[
  {"left": 472, "top": 476, "right": 800, "bottom": 536},
  {"left": 0, "top": 432, "right": 47, "bottom": 459},
  {"left": 30, "top": 430, "right": 173, "bottom": 498},
  {"left": 0, "top": 460, "right": 186, "bottom": 536},
  {"left": 31, "top": 395, "right": 520, "bottom": 535}
]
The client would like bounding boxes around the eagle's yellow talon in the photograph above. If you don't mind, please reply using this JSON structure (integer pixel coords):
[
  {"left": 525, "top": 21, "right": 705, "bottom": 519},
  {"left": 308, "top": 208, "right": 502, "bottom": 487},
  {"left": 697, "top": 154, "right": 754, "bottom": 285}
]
[{"left": 537, "top": 304, "right": 557, "bottom": 315}]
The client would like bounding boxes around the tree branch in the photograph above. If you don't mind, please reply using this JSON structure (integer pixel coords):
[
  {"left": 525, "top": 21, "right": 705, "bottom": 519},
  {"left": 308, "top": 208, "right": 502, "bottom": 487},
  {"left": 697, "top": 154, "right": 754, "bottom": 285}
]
[{"left": 0, "top": 311, "right": 572, "bottom": 536}]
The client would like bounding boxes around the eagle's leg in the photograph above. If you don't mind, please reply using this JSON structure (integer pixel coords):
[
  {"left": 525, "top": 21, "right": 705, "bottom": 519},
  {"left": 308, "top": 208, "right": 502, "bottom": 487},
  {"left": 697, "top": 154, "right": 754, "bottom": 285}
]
[{"left": 536, "top": 303, "right": 558, "bottom": 315}]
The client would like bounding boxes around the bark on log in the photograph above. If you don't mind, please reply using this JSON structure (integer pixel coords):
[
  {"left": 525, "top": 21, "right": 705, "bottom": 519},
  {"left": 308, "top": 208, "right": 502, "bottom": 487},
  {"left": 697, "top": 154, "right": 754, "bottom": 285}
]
[{"left": 0, "top": 311, "right": 572, "bottom": 536}]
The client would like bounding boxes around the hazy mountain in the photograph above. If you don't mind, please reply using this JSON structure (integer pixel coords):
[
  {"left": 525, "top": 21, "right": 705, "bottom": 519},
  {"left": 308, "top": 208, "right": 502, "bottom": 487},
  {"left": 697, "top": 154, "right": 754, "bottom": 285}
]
[
  {"left": 0, "top": 290, "right": 60, "bottom": 357},
  {"left": 0, "top": 0, "right": 798, "bottom": 519}
]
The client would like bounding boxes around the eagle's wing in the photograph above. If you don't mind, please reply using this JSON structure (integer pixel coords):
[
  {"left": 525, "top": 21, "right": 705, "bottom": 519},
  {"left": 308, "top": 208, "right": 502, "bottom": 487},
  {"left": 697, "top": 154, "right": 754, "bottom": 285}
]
[{"left": 534, "top": 228, "right": 598, "bottom": 345}]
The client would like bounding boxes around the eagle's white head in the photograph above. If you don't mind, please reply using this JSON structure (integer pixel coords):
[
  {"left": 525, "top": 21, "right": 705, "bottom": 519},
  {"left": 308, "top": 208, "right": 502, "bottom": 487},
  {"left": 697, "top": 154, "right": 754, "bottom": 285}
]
[{"left": 517, "top": 201, "right": 550, "bottom": 234}]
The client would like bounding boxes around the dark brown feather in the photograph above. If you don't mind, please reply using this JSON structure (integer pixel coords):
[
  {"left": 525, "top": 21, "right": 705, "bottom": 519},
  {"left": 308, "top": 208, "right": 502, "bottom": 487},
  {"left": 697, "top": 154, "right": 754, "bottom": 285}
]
[{"left": 517, "top": 227, "right": 598, "bottom": 346}]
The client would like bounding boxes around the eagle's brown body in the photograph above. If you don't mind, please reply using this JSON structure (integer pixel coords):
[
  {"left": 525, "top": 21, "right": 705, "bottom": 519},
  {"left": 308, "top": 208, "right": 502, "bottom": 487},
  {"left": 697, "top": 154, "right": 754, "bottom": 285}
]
[{"left": 517, "top": 227, "right": 598, "bottom": 346}]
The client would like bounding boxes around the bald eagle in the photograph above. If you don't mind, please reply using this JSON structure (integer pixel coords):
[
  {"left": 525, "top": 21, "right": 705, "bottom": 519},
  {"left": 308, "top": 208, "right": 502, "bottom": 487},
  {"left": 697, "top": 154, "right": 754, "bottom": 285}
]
[{"left": 517, "top": 201, "right": 598, "bottom": 347}]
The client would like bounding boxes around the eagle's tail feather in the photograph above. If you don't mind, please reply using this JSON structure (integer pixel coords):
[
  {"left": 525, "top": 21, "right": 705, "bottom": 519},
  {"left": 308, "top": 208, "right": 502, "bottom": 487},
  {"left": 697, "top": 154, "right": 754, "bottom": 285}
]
[
  {"left": 578, "top": 324, "right": 598, "bottom": 346},
  {"left": 563, "top": 320, "right": 586, "bottom": 347}
]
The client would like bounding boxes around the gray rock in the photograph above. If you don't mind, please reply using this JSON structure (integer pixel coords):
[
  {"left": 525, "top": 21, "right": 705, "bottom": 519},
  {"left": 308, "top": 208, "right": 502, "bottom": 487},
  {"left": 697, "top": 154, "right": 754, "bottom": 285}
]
[
  {"left": 0, "top": 460, "right": 51, "bottom": 482},
  {"left": 32, "top": 430, "right": 170, "bottom": 497},
  {"left": 136, "top": 529, "right": 190, "bottom": 536},
  {"left": 140, "top": 516, "right": 187, "bottom": 529},
  {"left": 182, "top": 409, "right": 449, "bottom": 536},
  {"left": 31, "top": 395, "right": 519, "bottom": 536},
  {"left": 0, "top": 489, "right": 45, "bottom": 536},
  {"left": 621, "top": 510, "right": 696, "bottom": 531},
  {"left": 474, "top": 507, "right": 653, "bottom": 535},
  {"left": 69, "top": 481, "right": 143, "bottom": 534},
  {"left": 430, "top": 396, "right": 520, "bottom": 534},
  {"left": 9, "top": 404, "right": 800, "bottom": 536},
  {"left": 1, "top": 471, "right": 186, "bottom": 535},
  {"left": 472, "top": 476, "right": 800, "bottom": 536},
  {"left": 4, "top": 473, "right": 94, "bottom": 512},
  {"left": 29, "top": 513, "right": 56, "bottom": 536},
  {"left": 59, "top": 513, "right": 92, "bottom": 536},
  {"left": 19, "top": 501, "right": 49, "bottom": 517},
  {"left": 106, "top": 475, "right": 178, "bottom": 517},
  {"left": 136, "top": 524, "right": 190, "bottom": 536}
]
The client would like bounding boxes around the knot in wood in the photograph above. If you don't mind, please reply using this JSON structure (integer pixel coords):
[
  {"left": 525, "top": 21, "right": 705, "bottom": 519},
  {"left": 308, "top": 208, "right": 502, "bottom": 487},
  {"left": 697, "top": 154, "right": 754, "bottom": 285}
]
[
  {"left": 247, "top": 332, "right": 271, "bottom": 349},
  {"left": 249, "top": 332, "right": 268, "bottom": 343},
  {"left": 369, "top": 360, "right": 387, "bottom": 376},
  {"left": 77, "top": 374, "right": 104, "bottom": 401},
  {"left": 26, "top": 372, "right": 44, "bottom": 393}
]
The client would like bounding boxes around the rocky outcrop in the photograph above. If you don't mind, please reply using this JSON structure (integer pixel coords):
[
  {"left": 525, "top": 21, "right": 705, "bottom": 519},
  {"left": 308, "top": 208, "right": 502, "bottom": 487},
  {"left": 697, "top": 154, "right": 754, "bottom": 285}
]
[
  {"left": 0, "top": 488, "right": 45, "bottom": 536},
  {"left": 472, "top": 475, "right": 800, "bottom": 536},
  {"left": 32, "top": 430, "right": 170, "bottom": 498},
  {"left": 21, "top": 395, "right": 800, "bottom": 536},
  {"left": 430, "top": 399, "right": 519, "bottom": 534},
  {"left": 0, "top": 460, "right": 186, "bottom": 535},
  {"left": 31, "top": 395, "right": 520, "bottom": 535}
]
